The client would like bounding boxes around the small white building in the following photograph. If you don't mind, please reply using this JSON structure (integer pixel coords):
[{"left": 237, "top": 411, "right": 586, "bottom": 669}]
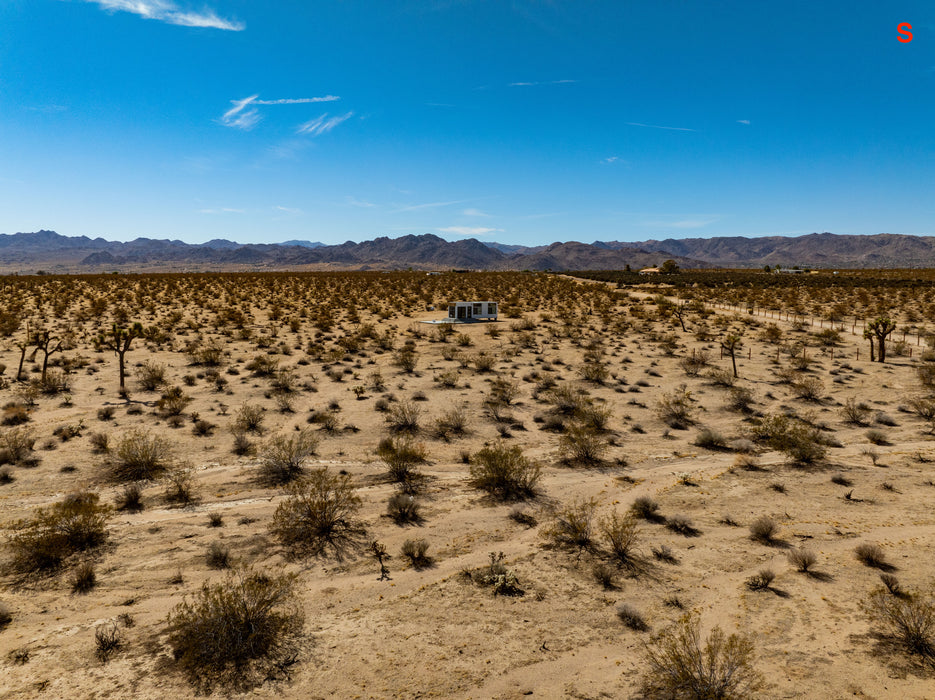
[
  {"left": 447, "top": 301, "right": 498, "bottom": 321},
  {"left": 639, "top": 267, "right": 661, "bottom": 276}
]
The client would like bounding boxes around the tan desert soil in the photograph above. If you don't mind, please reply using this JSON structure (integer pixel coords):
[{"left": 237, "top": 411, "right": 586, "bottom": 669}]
[{"left": 0, "top": 272, "right": 933, "bottom": 699}]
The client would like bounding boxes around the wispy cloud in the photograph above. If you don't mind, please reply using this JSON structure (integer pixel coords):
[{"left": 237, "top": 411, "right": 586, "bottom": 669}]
[
  {"left": 509, "top": 79, "right": 576, "bottom": 87},
  {"left": 626, "top": 122, "right": 695, "bottom": 132},
  {"left": 737, "top": 119, "right": 751, "bottom": 125},
  {"left": 439, "top": 226, "right": 502, "bottom": 237},
  {"left": 297, "top": 111, "right": 354, "bottom": 136},
  {"left": 462, "top": 208, "right": 489, "bottom": 217},
  {"left": 345, "top": 196, "right": 376, "bottom": 208},
  {"left": 221, "top": 95, "right": 261, "bottom": 130},
  {"left": 81, "top": 0, "right": 243, "bottom": 30},
  {"left": 198, "top": 207, "right": 245, "bottom": 214},
  {"left": 391, "top": 199, "right": 469, "bottom": 213},
  {"left": 255, "top": 97, "right": 340, "bottom": 105},
  {"left": 601, "top": 156, "right": 623, "bottom": 164},
  {"left": 219, "top": 95, "right": 341, "bottom": 130},
  {"left": 274, "top": 206, "right": 303, "bottom": 215}
]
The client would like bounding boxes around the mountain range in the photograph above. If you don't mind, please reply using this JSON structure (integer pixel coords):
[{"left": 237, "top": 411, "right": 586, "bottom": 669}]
[{"left": 0, "top": 230, "right": 933, "bottom": 272}]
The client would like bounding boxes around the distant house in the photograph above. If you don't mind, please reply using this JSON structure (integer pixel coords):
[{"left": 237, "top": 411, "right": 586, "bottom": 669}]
[
  {"left": 447, "top": 301, "right": 498, "bottom": 321},
  {"left": 775, "top": 268, "right": 807, "bottom": 274},
  {"left": 639, "top": 267, "right": 661, "bottom": 276}
]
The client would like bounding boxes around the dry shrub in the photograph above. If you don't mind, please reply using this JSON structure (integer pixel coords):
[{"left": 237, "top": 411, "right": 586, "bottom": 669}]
[
  {"left": 377, "top": 436, "right": 427, "bottom": 491},
  {"left": 630, "top": 496, "right": 663, "bottom": 522},
  {"left": 8, "top": 491, "right": 111, "bottom": 573},
  {"left": 387, "top": 492, "right": 422, "bottom": 524},
  {"left": 726, "top": 386, "right": 755, "bottom": 413},
  {"left": 787, "top": 547, "right": 817, "bottom": 573},
  {"left": 70, "top": 561, "right": 97, "bottom": 594},
  {"left": 95, "top": 621, "right": 121, "bottom": 662},
  {"left": 469, "top": 442, "right": 541, "bottom": 500},
  {"left": 115, "top": 482, "right": 144, "bottom": 512},
  {"left": 544, "top": 498, "right": 597, "bottom": 550},
  {"left": 432, "top": 406, "right": 469, "bottom": 440},
  {"left": 791, "top": 376, "right": 824, "bottom": 401},
  {"left": 1, "top": 427, "right": 36, "bottom": 463},
  {"left": 842, "top": 398, "right": 871, "bottom": 425},
  {"left": 864, "top": 588, "right": 935, "bottom": 660},
  {"left": 136, "top": 360, "right": 167, "bottom": 391},
  {"left": 234, "top": 403, "right": 265, "bottom": 433},
  {"left": 559, "top": 422, "right": 609, "bottom": 465},
  {"left": 854, "top": 543, "right": 890, "bottom": 570},
  {"left": 600, "top": 511, "right": 639, "bottom": 564},
  {"left": 655, "top": 386, "right": 695, "bottom": 429},
  {"left": 156, "top": 386, "right": 191, "bottom": 417},
  {"left": 747, "top": 413, "right": 826, "bottom": 464},
  {"left": 258, "top": 429, "right": 319, "bottom": 486},
  {"left": 271, "top": 468, "right": 365, "bottom": 556},
  {"left": 110, "top": 429, "right": 173, "bottom": 481},
  {"left": 385, "top": 400, "right": 421, "bottom": 433},
  {"left": 748, "top": 516, "right": 778, "bottom": 544},
  {"left": 694, "top": 427, "right": 728, "bottom": 450},
  {"left": 167, "top": 567, "right": 304, "bottom": 692},
  {"left": 206, "top": 542, "right": 231, "bottom": 569},
  {"left": 617, "top": 603, "right": 649, "bottom": 631},
  {"left": 745, "top": 569, "right": 775, "bottom": 591},
  {"left": 400, "top": 538, "right": 431, "bottom": 568},
  {"left": 640, "top": 613, "right": 762, "bottom": 699},
  {"left": 164, "top": 465, "right": 198, "bottom": 505}
]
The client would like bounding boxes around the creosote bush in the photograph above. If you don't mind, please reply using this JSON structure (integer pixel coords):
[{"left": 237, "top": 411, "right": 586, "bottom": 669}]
[
  {"left": 559, "top": 422, "right": 609, "bottom": 465},
  {"left": 544, "top": 498, "right": 597, "bottom": 550},
  {"left": 400, "top": 538, "right": 430, "bottom": 568},
  {"left": 271, "top": 468, "right": 365, "bottom": 557},
  {"left": 640, "top": 613, "right": 763, "bottom": 699},
  {"left": 747, "top": 413, "right": 826, "bottom": 464},
  {"left": 387, "top": 492, "right": 422, "bottom": 524},
  {"left": 468, "top": 441, "right": 540, "bottom": 500},
  {"left": 385, "top": 400, "right": 422, "bottom": 433},
  {"left": 258, "top": 429, "right": 319, "bottom": 486},
  {"left": 109, "top": 429, "right": 173, "bottom": 481},
  {"left": 8, "top": 490, "right": 112, "bottom": 572},
  {"left": 167, "top": 567, "right": 304, "bottom": 691},
  {"left": 376, "top": 436, "right": 427, "bottom": 491},
  {"left": 601, "top": 510, "right": 639, "bottom": 564},
  {"left": 864, "top": 588, "right": 935, "bottom": 660}
]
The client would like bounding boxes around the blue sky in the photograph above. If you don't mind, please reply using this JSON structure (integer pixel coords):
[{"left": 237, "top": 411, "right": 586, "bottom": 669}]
[{"left": 0, "top": 1, "right": 932, "bottom": 245}]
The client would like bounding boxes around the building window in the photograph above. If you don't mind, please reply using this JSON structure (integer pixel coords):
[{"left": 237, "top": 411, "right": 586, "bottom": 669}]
[
  {"left": 448, "top": 305, "right": 455, "bottom": 318},
  {"left": 473, "top": 303, "right": 482, "bottom": 315},
  {"left": 487, "top": 303, "right": 497, "bottom": 315}
]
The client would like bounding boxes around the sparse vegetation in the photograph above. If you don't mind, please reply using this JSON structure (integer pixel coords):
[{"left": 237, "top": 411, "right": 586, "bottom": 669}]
[
  {"left": 166, "top": 567, "right": 304, "bottom": 691},
  {"left": 271, "top": 468, "right": 365, "bottom": 556},
  {"left": 640, "top": 613, "right": 762, "bottom": 698},
  {"left": 469, "top": 441, "right": 540, "bottom": 499}
]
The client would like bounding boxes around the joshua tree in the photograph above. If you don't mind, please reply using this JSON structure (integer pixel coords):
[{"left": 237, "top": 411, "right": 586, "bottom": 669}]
[
  {"left": 14, "top": 324, "right": 32, "bottom": 382},
  {"left": 30, "top": 328, "right": 65, "bottom": 383},
  {"left": 867, "top": 317, "right": 897, "bottom": 362},
  {"left": 720, "top": 333, "right": 743, "bottom": 378},
  {"left": 863, "top": 327, "right": 875, "bottom": 362},
  {"left": 98, "top": 322, "right": 145, "bottom": 391}
]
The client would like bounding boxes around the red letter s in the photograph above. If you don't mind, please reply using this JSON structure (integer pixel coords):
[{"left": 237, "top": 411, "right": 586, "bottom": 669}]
[{"left": 897, "top": 22, "right": 913, "bottom": 42}]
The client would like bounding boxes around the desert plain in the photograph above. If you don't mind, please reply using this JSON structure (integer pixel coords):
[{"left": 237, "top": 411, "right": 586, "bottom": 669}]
[{"left": 0, "top": 269, "right": 933, "bottom": 699}]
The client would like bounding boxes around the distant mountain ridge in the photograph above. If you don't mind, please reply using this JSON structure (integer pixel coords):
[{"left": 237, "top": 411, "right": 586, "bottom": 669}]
[{"left": 0, "top": 230, "right": 932, "bottom": 272}]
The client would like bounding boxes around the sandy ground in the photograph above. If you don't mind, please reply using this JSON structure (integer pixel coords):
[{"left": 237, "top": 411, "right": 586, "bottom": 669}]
[{"left": 0, "top": 275, "right": 933, "bottom": 699}]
